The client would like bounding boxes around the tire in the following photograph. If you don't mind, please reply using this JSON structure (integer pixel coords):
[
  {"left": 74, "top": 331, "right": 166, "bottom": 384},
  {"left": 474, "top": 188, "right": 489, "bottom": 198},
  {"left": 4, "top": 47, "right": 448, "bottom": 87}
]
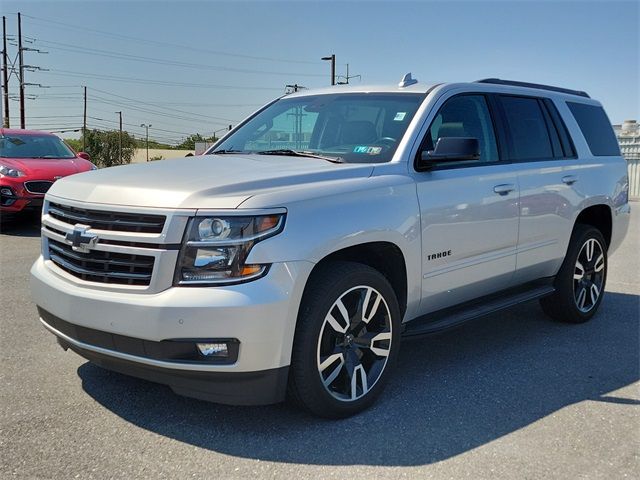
[
  {"left": 540, "top": 224, "right": 608, "bottom": 323},
  {"left": 288, "top": 261, "right": 401, "bottom": 418}
]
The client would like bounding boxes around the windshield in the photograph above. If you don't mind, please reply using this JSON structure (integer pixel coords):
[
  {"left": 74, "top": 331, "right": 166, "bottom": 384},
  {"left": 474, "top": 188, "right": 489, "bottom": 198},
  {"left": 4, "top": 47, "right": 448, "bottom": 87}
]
[
  {"left": 210, "top": 93, "right": 425, "bottom": 163},
  {"left": 0, "top": 134, "right": 77, "bottom": 159}
]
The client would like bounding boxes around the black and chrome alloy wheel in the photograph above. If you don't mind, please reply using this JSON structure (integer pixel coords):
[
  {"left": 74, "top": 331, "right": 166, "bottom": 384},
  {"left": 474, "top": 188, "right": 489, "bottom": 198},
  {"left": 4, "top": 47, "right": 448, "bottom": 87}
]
[
  {"left": 573, "top": 238, "right": 605, "bottom": 313},
  {"left": 540, "top": 224, "right": 608, "bottom": 324},
  {"left": 288, "top": 261, "right": 400, "bottom": 418},
  {"left": 316, "top": 285, "right": 392, "bottom": 402}
]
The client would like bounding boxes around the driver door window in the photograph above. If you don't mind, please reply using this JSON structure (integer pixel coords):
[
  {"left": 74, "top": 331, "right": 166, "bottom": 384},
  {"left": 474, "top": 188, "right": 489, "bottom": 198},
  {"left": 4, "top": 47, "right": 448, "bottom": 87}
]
[{"left": 422, "top": 95, "right": 499, "bottom": 167}]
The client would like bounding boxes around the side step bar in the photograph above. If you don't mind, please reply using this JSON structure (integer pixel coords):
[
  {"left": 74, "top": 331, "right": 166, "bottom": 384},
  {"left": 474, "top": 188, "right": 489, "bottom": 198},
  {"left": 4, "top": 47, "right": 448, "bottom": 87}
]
[{"left": 402, "top": 284, "right": 556, "bottom": 338}]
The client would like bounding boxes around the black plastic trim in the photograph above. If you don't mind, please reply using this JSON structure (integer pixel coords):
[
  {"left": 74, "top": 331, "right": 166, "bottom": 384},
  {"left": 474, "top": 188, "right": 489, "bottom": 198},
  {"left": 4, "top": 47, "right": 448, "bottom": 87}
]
[
  {"left": 39, "top": 308, "right": 240, "bottom": 365},
  {"left": 403, "top": 278, "right": 556, "bottom": 337},
  {"left": 542, "top": 98, "right": 577, "bottom": 158},
  {"left": 57, "top": 339, "right": 289, "bottom": 406}
]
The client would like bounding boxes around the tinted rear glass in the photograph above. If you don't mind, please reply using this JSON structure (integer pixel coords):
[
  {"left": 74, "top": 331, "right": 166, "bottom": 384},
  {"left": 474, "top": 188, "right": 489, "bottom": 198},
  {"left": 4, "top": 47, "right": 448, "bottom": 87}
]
[
  {"left": 500, "top": 96, "right": 553, "bottom": 160},
  {"left": 567, "top": 102, "right": 620, "bottom": 156}
]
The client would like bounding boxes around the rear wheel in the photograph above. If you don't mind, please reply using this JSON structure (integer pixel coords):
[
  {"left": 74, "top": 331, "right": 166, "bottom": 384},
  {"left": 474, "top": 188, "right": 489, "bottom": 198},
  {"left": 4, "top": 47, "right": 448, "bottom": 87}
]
[
  {"left": 540, "top": 225, "right": 607, "bottom": 323},
  {"left": 288, "top": 261, "right": 401, "bottom": 418}
]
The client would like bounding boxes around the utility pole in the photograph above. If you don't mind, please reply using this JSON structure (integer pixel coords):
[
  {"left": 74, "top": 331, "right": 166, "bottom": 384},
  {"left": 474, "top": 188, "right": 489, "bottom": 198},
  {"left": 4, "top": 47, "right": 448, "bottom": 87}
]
[
  {"left": 321, "top": 54, "right": 336, "bottom": 86},
  {"left": 116, "top": 111, "right": 122, "bottom": 162},
  {"left": 82, "top": 86, "right": 87, "bottom": 151},
  {"left": 17, "top": 12, "right": 25, "bottom": 128},
  {"left": 337, "top": 64, "right": 361, "bottom": 85},
  {"left": 140, "top": 123, "right": 151, "bottom": 161},
  {"left": 2, "top": 16, "right": 9, "bottom": 127}
]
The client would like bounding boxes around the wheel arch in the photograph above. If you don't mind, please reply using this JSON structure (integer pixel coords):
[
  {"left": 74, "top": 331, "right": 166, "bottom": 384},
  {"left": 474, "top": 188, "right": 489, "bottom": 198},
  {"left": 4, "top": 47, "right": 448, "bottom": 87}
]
[
  {"left": 306, "top": 241, "right": 408, "bottom": 318},
  {"left": 574, "top": 204, "right": 612, "bottom": 248}
]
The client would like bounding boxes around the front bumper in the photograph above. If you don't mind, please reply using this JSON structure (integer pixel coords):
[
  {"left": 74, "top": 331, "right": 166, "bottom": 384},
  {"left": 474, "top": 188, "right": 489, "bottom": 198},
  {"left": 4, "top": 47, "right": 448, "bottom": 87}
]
[
  {"left": 30, "top": 256, "right": 314, "bottom": 404},
  {"left": 0, "top": 185, "right": 44, "bottom": 212}
]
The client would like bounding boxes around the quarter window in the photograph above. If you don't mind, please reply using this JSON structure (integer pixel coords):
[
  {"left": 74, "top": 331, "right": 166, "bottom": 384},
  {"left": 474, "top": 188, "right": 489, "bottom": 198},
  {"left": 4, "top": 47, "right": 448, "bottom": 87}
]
[
  {"left": 567, "top": 102, "right": 620, "bottom": 157},
  {"left": 500, "top": 96, "right": 554, "bottom": 161},
  {"left": 421, "top": 95, "right": 499, "bottom": 167}
]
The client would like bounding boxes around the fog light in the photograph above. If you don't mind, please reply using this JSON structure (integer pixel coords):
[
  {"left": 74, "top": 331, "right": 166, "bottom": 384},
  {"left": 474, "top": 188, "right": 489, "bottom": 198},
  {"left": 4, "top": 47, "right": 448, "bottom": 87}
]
[
  {"left": 197, "top": 342, "right": 229, "bottom": 357},
  {"left": 0, "top": 187, "right": 13, "bottom": 196}
]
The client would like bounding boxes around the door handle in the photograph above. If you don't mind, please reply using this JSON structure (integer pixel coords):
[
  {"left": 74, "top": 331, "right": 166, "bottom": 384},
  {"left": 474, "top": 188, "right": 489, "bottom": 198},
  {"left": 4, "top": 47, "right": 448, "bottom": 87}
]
[
  {"left": 493, "top": 184, "right": 516, "bottom": 196},
  {"left": 562, "top": 175, "right": 578, "bottom": 185}
]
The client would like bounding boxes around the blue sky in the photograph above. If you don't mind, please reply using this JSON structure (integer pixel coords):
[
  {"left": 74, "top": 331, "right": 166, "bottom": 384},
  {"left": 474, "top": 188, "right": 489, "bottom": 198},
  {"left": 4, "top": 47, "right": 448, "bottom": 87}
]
[{"left": 1, "top": 0, "right": 638, "bottom": 144}]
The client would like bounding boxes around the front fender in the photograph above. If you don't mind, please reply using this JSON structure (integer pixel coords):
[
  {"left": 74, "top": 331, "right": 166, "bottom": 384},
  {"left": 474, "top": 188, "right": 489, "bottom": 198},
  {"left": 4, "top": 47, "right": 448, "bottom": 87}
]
[{"left": 245, "top": 174, "right": 422, "bottom": 320}]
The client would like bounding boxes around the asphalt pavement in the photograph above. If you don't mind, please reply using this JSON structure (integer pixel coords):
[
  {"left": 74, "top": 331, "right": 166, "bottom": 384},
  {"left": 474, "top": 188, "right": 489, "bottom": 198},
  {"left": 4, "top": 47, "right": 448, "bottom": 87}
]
[{"left": 1, "top": 210, "right": 638, "bottom": 479}]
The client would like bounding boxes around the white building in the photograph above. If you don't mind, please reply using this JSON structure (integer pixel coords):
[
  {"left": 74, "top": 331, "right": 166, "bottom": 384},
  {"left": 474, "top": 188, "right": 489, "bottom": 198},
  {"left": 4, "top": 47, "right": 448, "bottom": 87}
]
[{"left": 613, "top": 120, "right": 640, "bottom": 161}]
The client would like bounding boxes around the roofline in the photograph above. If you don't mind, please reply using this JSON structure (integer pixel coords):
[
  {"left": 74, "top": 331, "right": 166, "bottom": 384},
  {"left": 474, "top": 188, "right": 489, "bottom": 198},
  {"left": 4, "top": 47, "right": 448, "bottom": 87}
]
[
  {"left": 0, "top": 128, "right": 58, "bottom": 136},
  {"left": 475, "top": 78, "right": 590, "bottom": 98}
]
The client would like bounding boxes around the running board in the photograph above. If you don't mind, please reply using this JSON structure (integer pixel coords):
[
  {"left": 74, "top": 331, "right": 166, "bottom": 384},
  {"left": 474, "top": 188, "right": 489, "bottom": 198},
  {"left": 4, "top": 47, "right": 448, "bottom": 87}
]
[{"left": 402, "top": 284, "right": 556, "bottom": 338}]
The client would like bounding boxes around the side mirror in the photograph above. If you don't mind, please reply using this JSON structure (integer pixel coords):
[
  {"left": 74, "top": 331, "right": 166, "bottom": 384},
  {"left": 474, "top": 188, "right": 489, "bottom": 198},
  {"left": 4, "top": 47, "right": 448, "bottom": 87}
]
[
  {"left": 77, "top": 152, "right": 91, "bottom": 161},
  {"left": 420, "top": 137, "right": 480, "bottom": 166}
]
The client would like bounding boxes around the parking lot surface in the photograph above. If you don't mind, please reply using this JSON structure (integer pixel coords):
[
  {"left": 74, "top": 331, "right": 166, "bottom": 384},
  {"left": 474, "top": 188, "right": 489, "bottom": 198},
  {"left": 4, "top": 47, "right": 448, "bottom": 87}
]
[{"left": 1, "top": 211, "right": 638, "bottom": 479}]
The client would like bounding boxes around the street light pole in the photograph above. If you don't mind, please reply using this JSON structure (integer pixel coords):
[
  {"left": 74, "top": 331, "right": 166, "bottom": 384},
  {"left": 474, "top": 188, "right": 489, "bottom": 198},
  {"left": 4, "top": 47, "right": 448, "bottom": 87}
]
[
  {"left": 140, "top": 123, "right": 152, "bottom": 161},
  {"left": 321, "top": 54, "right": 335, "bottom": 86}
]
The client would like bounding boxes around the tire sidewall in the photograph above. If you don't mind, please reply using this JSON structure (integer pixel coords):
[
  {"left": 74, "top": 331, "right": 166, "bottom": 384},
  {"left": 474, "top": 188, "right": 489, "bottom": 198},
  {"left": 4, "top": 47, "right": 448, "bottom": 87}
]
[
  {"left": 557, "top": 225, "right": 608, "bottom": 322},
  {"left": 292, "top": 262, "right": 402, "bottom": 417}
]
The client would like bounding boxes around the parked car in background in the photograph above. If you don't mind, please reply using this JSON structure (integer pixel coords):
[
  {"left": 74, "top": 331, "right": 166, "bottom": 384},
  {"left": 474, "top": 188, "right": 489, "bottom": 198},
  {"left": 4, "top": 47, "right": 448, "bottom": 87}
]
[{"left": 0, "top": 129, "right": 95, "bottom": 215}]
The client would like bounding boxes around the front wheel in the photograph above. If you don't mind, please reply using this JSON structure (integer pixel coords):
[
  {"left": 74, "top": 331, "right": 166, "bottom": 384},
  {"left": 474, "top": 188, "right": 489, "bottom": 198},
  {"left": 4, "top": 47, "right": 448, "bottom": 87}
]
[
  {"left": 540, "top": 224, "right": 607, "bottom": 323},
  {"left": 288, "top": 261, "right": 401, "bottom": 418}
]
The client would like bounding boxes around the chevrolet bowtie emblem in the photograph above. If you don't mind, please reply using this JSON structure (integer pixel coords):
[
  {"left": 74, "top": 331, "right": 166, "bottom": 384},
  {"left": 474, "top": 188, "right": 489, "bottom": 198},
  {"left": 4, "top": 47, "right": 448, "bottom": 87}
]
[{"left": 65, "top": 224, "right": 98, "bottom": 253}]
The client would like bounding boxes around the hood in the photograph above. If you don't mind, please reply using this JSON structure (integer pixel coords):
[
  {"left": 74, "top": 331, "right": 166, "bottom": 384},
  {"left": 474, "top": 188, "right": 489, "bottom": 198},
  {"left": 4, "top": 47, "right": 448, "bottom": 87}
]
[
  {"left": 0, "top": 156, "right": 91, "bottom": 179},
  {"left": 46, "top": 154, "right": 374, "bottom": 209}
]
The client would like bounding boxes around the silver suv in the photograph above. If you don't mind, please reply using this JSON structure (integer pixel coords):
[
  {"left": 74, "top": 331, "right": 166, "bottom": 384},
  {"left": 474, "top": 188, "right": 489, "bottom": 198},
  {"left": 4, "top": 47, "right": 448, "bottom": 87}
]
[{"left": 30, "top": 76, "right": 630, "bottom": 418}]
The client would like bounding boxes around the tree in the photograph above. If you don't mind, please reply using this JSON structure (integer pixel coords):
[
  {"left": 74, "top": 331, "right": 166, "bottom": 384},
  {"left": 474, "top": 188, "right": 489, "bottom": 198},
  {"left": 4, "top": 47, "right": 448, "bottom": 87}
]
[
  {"left": 81, "top": 129, "right": 136, "bottom": 168},
  {"left": 177, "top": 133, "right": 216, "bottom": 150},
  {"left": 64, "top": 138, "right": 83, "bottom": 152}
]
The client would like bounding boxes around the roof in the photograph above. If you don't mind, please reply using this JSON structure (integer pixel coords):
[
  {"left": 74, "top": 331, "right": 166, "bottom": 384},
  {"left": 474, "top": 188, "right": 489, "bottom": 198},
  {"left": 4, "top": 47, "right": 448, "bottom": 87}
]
[
  {"left": 0, "top": 128, "right": 57, "bottom": 136},
  {"left": 284, "top": 76, "right": 592, "bottom": 101},
  {"left": 284, "top": 82, "right": 436, "bottom": 98}
]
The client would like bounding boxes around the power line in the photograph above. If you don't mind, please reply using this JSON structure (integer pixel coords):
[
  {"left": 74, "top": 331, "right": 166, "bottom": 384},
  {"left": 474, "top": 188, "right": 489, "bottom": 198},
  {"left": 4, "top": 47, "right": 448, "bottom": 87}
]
[
  {"left": 34, "top": 38, "right": 325, "bottom": 77},
  {"left": 89, "top": 87, "right": 241, "bottom": 122},
  {"left": 21, "top": 14, "right": 318, "bottom": 65},
  {"left": 37, "top": 69, "right": 284, "bottom": 91}
]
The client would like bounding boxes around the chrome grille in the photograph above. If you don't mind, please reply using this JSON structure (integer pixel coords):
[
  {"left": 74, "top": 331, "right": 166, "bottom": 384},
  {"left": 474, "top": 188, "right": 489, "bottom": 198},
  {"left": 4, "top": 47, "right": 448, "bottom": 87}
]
[
  {"left": 48, "top": 202, "right": 166, "bottom": 233},
  {"left": 47, "top": 238, "right": 154, "bottom": 286},
  {"left": 24, "top": 181, "right": 53, "bottom": 194}
]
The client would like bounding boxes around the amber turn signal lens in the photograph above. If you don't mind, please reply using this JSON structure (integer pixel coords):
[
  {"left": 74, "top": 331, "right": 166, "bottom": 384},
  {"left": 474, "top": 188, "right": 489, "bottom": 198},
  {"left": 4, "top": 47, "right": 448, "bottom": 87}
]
[
  {"left": 240, "top": 265, "right": 263, "bottom": 276},
  {"left": 256, "top": 215, "right": 280, "bottom": 232}
]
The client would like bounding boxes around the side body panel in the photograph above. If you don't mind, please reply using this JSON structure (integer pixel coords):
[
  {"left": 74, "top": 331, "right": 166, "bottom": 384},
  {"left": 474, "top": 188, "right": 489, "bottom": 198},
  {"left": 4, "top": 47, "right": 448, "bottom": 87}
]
[
  {"left": 412, "top": 165, "right": 519, "bottom": 314},
  {"left": 510, "top": 96, "right": 630, "bottom": 284},
  {"left": 241, "top": 163, "right": 423, "bottom": 322}
]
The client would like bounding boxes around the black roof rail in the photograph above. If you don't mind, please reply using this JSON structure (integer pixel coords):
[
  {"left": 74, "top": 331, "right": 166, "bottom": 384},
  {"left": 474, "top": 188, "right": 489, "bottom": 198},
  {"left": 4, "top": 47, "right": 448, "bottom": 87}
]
[{"left": 475, "top": 78, "right": 590, "bottom": 98}]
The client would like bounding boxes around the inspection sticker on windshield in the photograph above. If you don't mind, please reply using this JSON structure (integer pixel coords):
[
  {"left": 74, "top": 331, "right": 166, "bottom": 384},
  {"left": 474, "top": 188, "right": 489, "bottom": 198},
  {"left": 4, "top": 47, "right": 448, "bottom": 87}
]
[
  {"left": 393, "top": 112, "right": 407, "bottom": 121},
  {"left": 353, "top": 146, "right": 382, "bottom": 155}
]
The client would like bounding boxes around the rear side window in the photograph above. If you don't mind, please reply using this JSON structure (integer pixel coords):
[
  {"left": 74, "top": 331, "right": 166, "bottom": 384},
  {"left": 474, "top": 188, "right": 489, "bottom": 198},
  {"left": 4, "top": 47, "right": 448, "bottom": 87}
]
[
  {"left": 567, "top": 102, "right": 620, "bottom": 156},
  {"left": 500, "top": 96, "right": 554, "bottom": 160}
]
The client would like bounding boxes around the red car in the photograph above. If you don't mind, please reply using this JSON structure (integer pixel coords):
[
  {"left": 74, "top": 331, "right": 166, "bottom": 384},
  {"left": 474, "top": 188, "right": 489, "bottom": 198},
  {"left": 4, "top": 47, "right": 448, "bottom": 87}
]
[{"left": 0, "top": 129, "right": 95, "bottom": 215}]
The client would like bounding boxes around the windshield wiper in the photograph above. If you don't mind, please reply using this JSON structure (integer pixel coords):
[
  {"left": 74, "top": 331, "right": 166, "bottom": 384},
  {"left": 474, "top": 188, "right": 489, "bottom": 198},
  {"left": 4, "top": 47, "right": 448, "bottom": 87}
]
[
  {"left": 210, "top": 149, "right": 245, "bottom": 154},
  {"left": 257, "top": 149, "right": 342, "bottom": 163}
]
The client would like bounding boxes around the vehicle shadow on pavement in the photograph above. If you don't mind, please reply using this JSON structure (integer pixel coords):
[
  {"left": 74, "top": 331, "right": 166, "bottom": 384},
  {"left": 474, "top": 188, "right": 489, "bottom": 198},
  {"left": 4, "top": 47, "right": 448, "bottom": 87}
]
[
  {"left": 0, "top": 213, "right": 41, "bottom": 237},
  {"left": 78, "top": 291, "right": 639, "bottom": 467}
]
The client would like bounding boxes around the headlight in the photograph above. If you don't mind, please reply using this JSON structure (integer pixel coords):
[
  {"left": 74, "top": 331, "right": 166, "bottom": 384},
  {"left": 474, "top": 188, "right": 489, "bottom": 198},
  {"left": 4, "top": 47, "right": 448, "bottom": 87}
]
[
  {"left": 0, "top": 164, "right": 26, "bottom": 178},
  {"left": 174, "top": 213, "right": 285, "bottom": 286}
]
